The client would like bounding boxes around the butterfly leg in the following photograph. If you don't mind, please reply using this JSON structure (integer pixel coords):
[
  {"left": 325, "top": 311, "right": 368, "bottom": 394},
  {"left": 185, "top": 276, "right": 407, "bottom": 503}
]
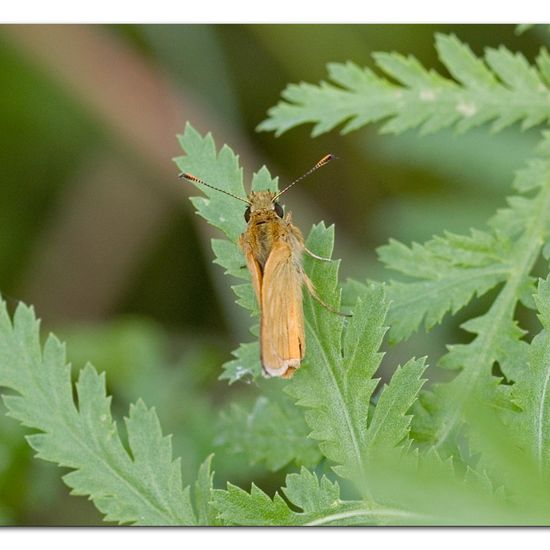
[
  {"left": 302, "top": 272, "right": 352, "bottom": 317},
  {"left": 304, "top": 247, "right": 334, "bottom": 262}
]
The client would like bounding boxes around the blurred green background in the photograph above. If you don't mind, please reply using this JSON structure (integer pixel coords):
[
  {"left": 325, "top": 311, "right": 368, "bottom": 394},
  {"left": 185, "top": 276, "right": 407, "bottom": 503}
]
[{"left": 0, "top": 24, "right": 545, "bottom": 525}]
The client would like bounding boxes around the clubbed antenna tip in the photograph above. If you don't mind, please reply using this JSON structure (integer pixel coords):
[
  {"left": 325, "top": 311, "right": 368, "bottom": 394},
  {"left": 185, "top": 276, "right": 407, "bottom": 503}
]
[{"left": 273, "top": 153, "right": 338, "bottom": 201}]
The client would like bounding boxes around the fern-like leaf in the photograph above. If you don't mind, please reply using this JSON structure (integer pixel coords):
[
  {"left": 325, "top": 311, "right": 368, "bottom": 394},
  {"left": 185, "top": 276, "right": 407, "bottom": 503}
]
[
  {"left": 286, "top": 270, "right": 427, "bottom": 491},
  {"left": 0, "top": 300, "right": 195, "bottom": 525},
  {"left": 212, "top": 467, "right": 421, "bottom": 526},
  {"left": 378, "top": 230, "right": 511, "bottom": 342},
  {"left": 259, "top": 34, "right": 550, "bottom": 137},
  {"left": 408, "top": 137, "right": 550, "bottom": 451}
]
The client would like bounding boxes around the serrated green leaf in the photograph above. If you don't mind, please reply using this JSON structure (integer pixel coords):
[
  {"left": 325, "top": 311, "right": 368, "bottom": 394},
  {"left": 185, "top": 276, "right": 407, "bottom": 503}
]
[
  {"left": 485, "top": 47, "right": 545, "bottom": 92},
  {"left": 359, "top": 136, "right": 550, "bottom": 453},
  {"left": 259, "top": 34, "right": 550, "bottom": 137},
  {"left": 506, "top": 276, "right": 550, "bottom": 474},
  {"left": 414, "top": 171, "right": 550, "bottom": 451},
  {"left": 282, "top": 467, "right": 340, "bottom": 513},
  {"left": 218, "top": 396, "right": 322, "bottom": 471},
  {"left": 193, "top": 454, "right": 220, "bottom": 526},
  {"left": 373, "top": 52, "right": 440, "bottom": 88},
  {"left": 435, "top": 34, "right": 497, "bottom": 89},
  {"left": 220, "top": 341, "right": 261, "bottom": 384},
  {"left": 286, "top": 273, "right": 379, "bottom": 486},
  {"left": 287, "top": 273, "right": 427, "bottom": 494},
  {"left": 211, "top": 238, "right": 248, "bottom": 280},
  {"left": 175, "top": 126, "right": 245, "bottom": 243},
  {"left": 378, "top": 230, "right": 511, "bottom": 342},
  {"left": 212, "top": 482, "right": 295, "bottom": 526},
  {"left": 0, "top": 300, "right": 195, "bottom": 525},
  {"left": 368, "top": 358, "right": 427, "bottom": 450},
  {"left": 212, "top": 467, "right": 421, "bottom": 526},
  {"left": 536, "top": 48, "right": 550, "bottom": 87}
]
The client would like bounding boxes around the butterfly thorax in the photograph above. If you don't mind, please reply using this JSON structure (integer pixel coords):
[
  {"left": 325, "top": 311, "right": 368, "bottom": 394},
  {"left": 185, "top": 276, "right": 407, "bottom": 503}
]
[
  {"left": 240, "top": 190, "right": 305, "bottom": 271},
  {"left": 245, "top": 214, "right": 286, "bottom": 269}
]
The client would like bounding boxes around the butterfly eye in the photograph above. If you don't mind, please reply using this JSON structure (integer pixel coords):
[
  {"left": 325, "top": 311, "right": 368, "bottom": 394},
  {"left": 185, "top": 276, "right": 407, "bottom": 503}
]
[
  {"left": 274, "top": 202, "right": 284, "bottom": 218},
  {"left": 244, "top": 206, "right": 251, "bottom": 222}
]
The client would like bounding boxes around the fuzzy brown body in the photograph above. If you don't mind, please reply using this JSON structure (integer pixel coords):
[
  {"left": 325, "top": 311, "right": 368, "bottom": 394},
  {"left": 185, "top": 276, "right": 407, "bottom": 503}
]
[{"left": 239, "top": 191, "right": 307, "bottom": 379}]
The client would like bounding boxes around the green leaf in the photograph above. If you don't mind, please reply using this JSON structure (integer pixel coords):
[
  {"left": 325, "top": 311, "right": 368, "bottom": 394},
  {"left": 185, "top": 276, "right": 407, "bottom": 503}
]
[
  {"left": 355, "top": 133, "right": 550, "bottom": 453},
  {"left": 378, "top": 231, "right": 511, "bottom": 342},
  {"left": 368, "top": 358, "right": 427, "bottom": 451},
  {"left": 412, "top": 156, "right": 550, "bottom": 451},
  {"left": 259, "top": 34, "right": 550, "bottom": 137},
  {"left": 0, "top": 300, "right": 195, "bottom": 525},
  {"left": 212, "top": 482, "right": 295, "bottom": 526},
  {"left": 286, "top": 262, "right": 376, "bottom": 486},
  {"left": 192, "top": 454, "right": 220, "bottom": 526},
  {"left": 214, "top": 454, "right": 529, "bottom": 526},
  {"left": 212, "top": 467, "right": 420, "bottom": 526},
  {"left": 218, "top": 395, "right": 322, "bottom": 471},
  {"left": 282, "top": 467, "right": 339, "bottom": 513},
  {"left": 485, "top": 47, "right": 545, "bottom": 93},
  {"left": 507, "top": 276, "right": 550, "bottom": 474},
  {"left": 175, "top": 124, "right": 246, "bottom": 243},
  {"left": 287, "top": 270, "right": 427, "bottom": 492},
  {"left": 435, "top": 34, "right": 497, "bottom": 90},
  {"left": 219, "top": 341, "right": 261, "bottom": 384}
]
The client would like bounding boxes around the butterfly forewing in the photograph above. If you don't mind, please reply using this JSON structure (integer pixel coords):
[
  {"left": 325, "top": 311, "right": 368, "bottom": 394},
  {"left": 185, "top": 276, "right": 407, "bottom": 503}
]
[{"left": 260, "top": 239, "right": 305, "bottom": 378}]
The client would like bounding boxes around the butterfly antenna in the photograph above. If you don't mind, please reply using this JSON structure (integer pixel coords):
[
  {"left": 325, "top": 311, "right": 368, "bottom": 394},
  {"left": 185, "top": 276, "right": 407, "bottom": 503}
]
[
  {"left": 179, "top": 172, "right": 250, "bottom": 205},
  {"left": 272, "top": 154, "right": 337, "bottom": 202}
]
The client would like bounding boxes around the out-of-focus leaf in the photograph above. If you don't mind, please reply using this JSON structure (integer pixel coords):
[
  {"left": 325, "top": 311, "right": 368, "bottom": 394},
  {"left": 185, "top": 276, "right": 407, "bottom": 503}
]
[{"left": 218, "top": 395, "right": 322, "bottom": 471}]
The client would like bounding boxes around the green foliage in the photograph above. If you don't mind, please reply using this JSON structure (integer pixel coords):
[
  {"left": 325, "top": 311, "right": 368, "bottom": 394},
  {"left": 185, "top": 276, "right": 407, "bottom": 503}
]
[
  {"left": 410, "top": 138, "right": 550, "bottom": 452},
  {"left": 259, "top": 34, "right": 550, "bottom": 137},
  {"left": 378, "top": 230, "right": 511, "bottom": 342},
  {"left": 0, "top": 123, "right": 431, "bottom": 526},
  {"left": 0, "top": 300, "right": 197, "bottom": 525},
  {"left": 285, "top": 274, "right": 427, "bottom": 489},
  {"left": 507, "top": 275, "right": 550, "bottom": 473},
  {"left": 236, "top": 31, "right": 550, "bottom": 524},
  {"left": 218, "top": 395, "right": 322, "bottom": 471},
  {"left": 176, "top": 126, "right": 428, "bottom": 498},
  {"left": 335, "top": 134, "right": 550, "bottom": 456},
  {"left": 260, "top": 30, "right": 550, "bottom": 456},
  {"left": 175, "top": 126, "right": 430, "bottom": 519},
  {"left": 7, "top": 29, "right": 550, "bottom": 526},
  {"left": 193, "top": 455, "right": 221, "bottom": 526},
  {"left": 212, "top": 467, "right": 409, "bottom": 526}
]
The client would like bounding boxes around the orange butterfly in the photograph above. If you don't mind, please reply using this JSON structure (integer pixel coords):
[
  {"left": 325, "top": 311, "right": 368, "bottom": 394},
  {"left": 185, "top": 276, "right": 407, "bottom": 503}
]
[{"left": 181, "top": 154, "right": 336, "bottom": 378}]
